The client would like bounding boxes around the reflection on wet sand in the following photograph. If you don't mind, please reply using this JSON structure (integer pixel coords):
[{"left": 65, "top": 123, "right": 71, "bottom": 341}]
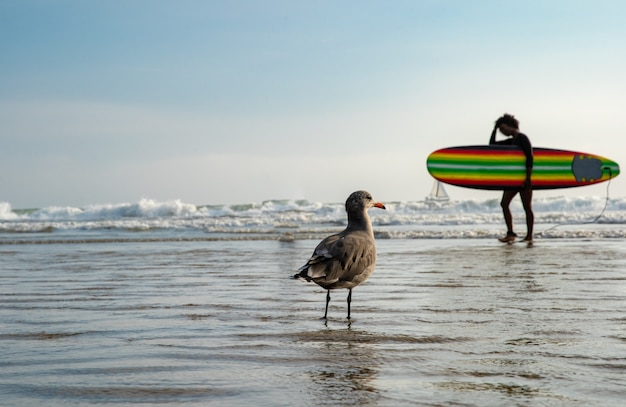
[{"left": 290, "top": 328, "right": 381, "bottom": 406}]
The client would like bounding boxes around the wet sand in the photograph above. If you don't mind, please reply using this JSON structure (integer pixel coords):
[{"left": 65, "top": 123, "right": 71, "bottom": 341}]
[{"left": 1, "top": 238, "right": 625, "bottom": 406}]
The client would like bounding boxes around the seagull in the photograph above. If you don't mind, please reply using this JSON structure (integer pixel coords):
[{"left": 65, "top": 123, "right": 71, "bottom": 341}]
[{"left": 293, "top": 190, "right": 386, "bottom": 319}]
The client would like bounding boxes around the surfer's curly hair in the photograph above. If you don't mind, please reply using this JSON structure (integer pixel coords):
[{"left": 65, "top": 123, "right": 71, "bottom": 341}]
[{"left": 495, "top": 113, "right": 519, "bottom": 129}]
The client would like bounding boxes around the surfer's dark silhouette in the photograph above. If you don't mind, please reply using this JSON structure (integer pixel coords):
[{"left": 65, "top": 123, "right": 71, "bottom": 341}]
[{"left": 489, "top": 114, "right": 534, "bottom": 243}]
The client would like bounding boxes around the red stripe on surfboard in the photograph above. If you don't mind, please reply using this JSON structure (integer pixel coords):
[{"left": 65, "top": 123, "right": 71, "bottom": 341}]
[
  {"left": 438, "top": 178, "right": 523, "bottom": 187},
  {"left": 437, "top": 178, "right": 600, "bottom": 188},
  {"left": 432, "top": 148, "right": 522, "bottom": 158},
  {"left": 433, "top": 148, "right": 599, "bottom": 161},
  {"left": 427, "top": 145, "right": 620, "bottom": 190}
]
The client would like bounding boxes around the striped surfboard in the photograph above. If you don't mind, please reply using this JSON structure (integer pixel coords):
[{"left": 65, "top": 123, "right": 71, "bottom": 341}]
[{"left": 426, "top": 145, "right": 620, "bottom": 190}]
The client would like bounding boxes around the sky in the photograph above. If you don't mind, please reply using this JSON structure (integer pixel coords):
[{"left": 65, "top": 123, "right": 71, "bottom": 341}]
[{"left": 1, "top": 0, "right": 625, "bottom": 208}]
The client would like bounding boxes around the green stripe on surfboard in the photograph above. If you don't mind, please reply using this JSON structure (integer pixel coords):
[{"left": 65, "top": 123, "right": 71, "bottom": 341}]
[{"left": 426, "top": 145, "right": 620, "bottom": 190}]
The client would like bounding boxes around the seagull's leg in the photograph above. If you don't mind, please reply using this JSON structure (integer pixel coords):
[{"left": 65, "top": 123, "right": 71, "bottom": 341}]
[
  {"left": 346, "top": 288, "right": 352, "bottom": 320},
  {"left": 322, "top": 289, "right": 330, "bottom": 319}
]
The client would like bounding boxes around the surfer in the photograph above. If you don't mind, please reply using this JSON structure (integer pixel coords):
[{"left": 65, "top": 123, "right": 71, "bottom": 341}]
[{"left": 489, "top": 114, "right": 534, "bottom": 242}]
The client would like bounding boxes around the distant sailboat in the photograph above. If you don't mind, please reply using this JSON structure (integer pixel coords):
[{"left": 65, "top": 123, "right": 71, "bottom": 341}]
[{"left": 426, "top": 180, "right": 450, "bottom": 203}]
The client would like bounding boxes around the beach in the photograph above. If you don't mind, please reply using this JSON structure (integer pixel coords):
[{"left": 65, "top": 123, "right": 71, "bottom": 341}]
[{"left": 1, "top": 198, "right": 625, "bottom": 406}]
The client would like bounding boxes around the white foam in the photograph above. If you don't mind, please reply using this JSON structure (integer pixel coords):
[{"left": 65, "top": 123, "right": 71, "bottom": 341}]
[
  {"left": 1, "top": 196, "right": 625, "bottom": 235},
  {"left": 0, "top": 202, "right": 19, "bottom": 220}
]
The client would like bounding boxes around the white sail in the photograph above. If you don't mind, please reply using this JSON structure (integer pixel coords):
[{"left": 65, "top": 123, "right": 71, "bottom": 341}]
[{"left": 426, "top": 181, "right": 450, "bottom": 202}]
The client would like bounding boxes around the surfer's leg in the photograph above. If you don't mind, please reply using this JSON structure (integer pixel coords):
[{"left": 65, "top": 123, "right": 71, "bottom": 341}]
[
  {"left": 500, "top": 191, "right": 517, "bottom": 236},
  {"left": 520, "top": 189, "right": 534, "bottom": 240}
]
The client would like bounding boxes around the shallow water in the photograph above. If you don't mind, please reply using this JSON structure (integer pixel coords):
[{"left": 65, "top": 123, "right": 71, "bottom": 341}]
[{"left": 1, "top": 237, "right": 625, "bottom": 406}]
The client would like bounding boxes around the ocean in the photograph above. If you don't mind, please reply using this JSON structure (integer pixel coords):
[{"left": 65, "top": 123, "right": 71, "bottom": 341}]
[{"left": 1, "top": 196, "right": 625, "bottom": 406}]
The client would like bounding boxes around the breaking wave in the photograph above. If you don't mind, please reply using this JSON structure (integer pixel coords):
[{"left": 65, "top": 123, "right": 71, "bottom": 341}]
[{"left": 1, "top": 196, "right": 625, "bottom": 242}]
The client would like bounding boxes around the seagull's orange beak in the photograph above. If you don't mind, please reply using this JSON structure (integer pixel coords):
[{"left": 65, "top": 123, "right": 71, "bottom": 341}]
[{"left": 373, "top": 202, "right": 386, "bottom": 210}]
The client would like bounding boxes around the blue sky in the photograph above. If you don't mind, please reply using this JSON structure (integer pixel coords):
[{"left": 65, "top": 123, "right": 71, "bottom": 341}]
[{"left": 1, "top": 0, "right": 625, "bottom": 207}]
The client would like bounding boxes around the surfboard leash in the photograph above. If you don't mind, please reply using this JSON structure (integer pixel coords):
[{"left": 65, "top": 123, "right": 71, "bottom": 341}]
[{"left": 538, "top": 166, "right": 614, "bottom": 236}]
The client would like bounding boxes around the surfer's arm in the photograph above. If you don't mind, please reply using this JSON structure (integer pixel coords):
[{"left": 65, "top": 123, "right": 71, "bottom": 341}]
[
  {"left": 489, "top": 127, "right": 497, "bottom": 144},
  {"left": 523, "top": 165, "right": 532, "bottom": 189},
  {"left": 518, "top": 134, "right": 533, "bottom": 170},
  {"left": 490, "top": 126, "right": 514, "bottom": 145},
  {"left": 491, "top": 139, "right": 513, "bottom": 145},
  {"left": 519, "top": 135, "right": 533, "bottom": 188}
]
